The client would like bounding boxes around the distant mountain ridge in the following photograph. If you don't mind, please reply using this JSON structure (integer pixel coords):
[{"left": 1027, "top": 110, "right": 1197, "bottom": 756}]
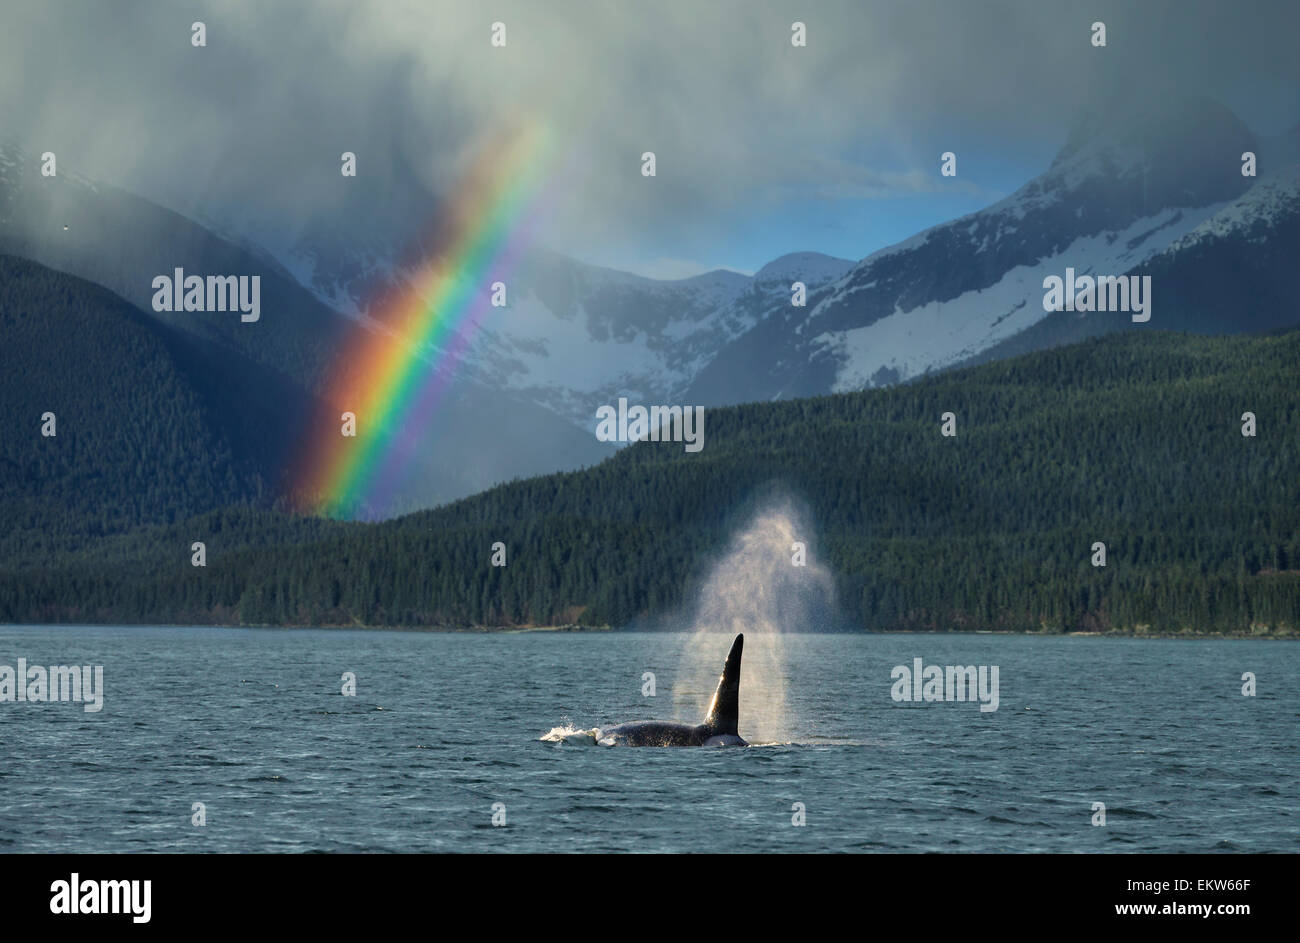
[
  {"left": 272, "top": 94, "right": 1297, "bottom": 433},
  {"left": 959, "top": 159, "right": 1300, "bottom": 364},
  {"left": 2, "top": 93, "right": 1296, "bottom": 519},
  {"left": 687, "top": 95, "right": 1282, "bottom": 403}
]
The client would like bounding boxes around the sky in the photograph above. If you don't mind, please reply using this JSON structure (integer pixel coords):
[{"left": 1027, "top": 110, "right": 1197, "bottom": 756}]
[{"left": 2, "top": 0, "right": 1298, "bottom": 279}]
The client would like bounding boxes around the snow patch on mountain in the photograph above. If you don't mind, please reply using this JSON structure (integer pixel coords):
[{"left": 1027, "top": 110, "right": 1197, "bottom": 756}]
[
  {"left": 1164, "top": 162, "right": 1300, "bottom": 251},
  {"left": 816, "top": 200, "right": 1233, "bottom": 392},
  {"left": 276, "top": 240, "right": 854, "bottom": 428},
  {"left": 466, "top": 291, "right": 680, "bottom": 421}
]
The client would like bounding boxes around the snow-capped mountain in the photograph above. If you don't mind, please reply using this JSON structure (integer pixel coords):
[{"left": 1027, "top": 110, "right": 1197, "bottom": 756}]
[
  {"left": 956, "top": 131, "right": 1300, "bottom": 366},
  {"left": 4, "top": 91, "right": 1294, "bottom": 518},
  {"left": 274, "top": 95, "right": 1293, "bottom": 432},
  {"left": 687, "top": 95, "right": 1278, "bottom": 404},
  {"left": 280, "top": 227, "right": 853, "bottom": 427},
  {"left": 459, "top": 249, "right": 853, "bottom": 426}
]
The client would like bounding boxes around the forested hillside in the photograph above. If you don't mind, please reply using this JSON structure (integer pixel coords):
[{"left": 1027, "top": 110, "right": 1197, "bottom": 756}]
[
  {"left": 3, "top": 326, "right": 1297, "bottom": 633},
  {"left": 0, "top": 255, "right": 287, "bottom": 563},
  {"left": 0, "top": 156, "right": 616, "bottom": 514}
]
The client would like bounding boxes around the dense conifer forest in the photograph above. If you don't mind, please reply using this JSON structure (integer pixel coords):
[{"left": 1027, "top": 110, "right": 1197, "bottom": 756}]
[{"left": 2, "top": 257, "right": 1296, "bottom": 634}]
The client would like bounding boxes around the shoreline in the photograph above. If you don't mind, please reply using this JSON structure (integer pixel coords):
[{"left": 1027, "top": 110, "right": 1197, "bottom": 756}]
[{"left": 1, "top": 622, "right": 1294, "bottom": 639}]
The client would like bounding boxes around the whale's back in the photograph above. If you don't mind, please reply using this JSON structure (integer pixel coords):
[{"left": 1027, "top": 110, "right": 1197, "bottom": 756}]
[
  {"left": 589, "top": 633, "right": 747, "bottom": 747},
  {"left": 596, "top": 721, "right": 704, "bottom": 747}
]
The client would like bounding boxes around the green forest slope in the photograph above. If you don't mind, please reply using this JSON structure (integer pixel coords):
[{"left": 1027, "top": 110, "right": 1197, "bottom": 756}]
[{"left": 3, "top": 325, "right": 1297, "bottom": 634}]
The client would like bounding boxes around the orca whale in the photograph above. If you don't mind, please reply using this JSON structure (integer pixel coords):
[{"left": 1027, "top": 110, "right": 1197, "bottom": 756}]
[{"left": 596, "top": 633, "right": 746, "bottom": 746}]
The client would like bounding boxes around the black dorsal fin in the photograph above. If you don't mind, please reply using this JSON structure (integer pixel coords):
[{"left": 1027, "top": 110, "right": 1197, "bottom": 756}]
[{"left": 702, "top": 633, "right": 743, "bottom": 736}]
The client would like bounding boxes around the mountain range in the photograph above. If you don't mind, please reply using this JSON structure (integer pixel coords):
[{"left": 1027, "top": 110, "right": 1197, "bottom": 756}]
[
  {"left": 276, "top": 95, "right": 1299, "bottom": 425},
  {"left": 2, "top": 93, "right": 1297, "bottom": 516}
]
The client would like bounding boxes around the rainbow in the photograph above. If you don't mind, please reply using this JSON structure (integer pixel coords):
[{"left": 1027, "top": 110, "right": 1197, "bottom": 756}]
[{"left": 294, "top": 120, "right": 561, "bottom": 518}]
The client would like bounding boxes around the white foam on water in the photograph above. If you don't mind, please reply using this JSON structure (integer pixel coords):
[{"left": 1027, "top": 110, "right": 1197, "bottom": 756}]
[{"left": 538, "top": 724, "right": 599, "bottom": 745}]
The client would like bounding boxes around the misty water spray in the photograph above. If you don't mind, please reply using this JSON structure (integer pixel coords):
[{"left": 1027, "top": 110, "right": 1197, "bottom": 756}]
[{"left": 673, "top": 496, "right": 837, "bottom": 744}]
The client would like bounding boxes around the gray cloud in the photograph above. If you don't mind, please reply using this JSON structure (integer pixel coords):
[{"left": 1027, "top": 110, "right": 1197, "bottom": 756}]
[{"left": 2, "top": 0, "right": 1296, "bottom": 263}]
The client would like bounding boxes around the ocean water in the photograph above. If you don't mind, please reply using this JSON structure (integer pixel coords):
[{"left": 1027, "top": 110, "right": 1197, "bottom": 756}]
[{"left": 0, "top": 626, "right": 1295, "bottom": 853}]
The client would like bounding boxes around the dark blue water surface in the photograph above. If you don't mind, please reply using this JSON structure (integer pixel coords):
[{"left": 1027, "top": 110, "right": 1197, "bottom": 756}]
[{"left": 0, "top": 626, "right": 1294, "bottom": 852}]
